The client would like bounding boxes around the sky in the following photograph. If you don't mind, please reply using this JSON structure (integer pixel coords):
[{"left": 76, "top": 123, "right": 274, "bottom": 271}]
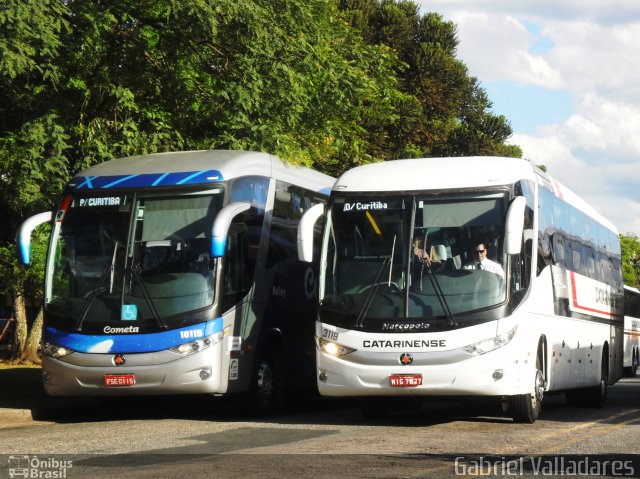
[{"left": 417, "top": 0, "right": 640, "bottom": 236}]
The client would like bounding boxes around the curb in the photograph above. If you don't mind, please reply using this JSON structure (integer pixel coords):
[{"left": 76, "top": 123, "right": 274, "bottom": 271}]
[{"left": 0, "top": 408, "right": 34, "bottom": 427}]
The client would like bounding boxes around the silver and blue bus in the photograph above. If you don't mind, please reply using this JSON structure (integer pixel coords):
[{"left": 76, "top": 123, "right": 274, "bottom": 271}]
[{"left": 19, "top": 150, "right": 334, "bottom": 415}]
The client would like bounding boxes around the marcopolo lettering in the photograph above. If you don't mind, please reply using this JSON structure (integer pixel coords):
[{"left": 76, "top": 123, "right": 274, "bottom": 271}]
[
  {"left": 382, "top": 322, "right": 430, "bottom": 331},
  {"left": 362, "top": 339, "right": 446, "bottom": 348},
  {"left": 343, "top": 201, "right": 388, "bottom": 212},
  {"left": 79, "top": 197, "right": 122, "bottom": 207}
]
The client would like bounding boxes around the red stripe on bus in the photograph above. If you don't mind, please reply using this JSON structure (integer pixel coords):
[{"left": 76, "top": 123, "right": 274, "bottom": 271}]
[{"left": 570, "top": 271, "right": 613, "bottom": 317}]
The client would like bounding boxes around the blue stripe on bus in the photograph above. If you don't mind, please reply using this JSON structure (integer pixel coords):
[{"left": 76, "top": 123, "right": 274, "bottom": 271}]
[
  {"left": 103, "top": 174, "right": 142, "bottom": 188},
  {"left": 44, "top": 318, "right": 224, "bottom": 354},
  {"left": 211, "top": 237, "right": 226, "bottom": 257},
  {"left": 176, "top": 170, "right": 208, "bottom": 185},
  {"left": 70, "top": 170, "right": 223, "bottom": 189},
  {"left": 151, "top": 172, "right": 170, "bottom": 186},
  {"left": 18, "top": 241, "right": 30, "bottom": 265}
]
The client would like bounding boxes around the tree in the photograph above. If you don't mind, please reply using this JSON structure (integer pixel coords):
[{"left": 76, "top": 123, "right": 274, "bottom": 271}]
[
  {"left": 338, "top": 0, "right": 522, "bottom": 159},
  {"left": 0, "top": 0, "right": 71, "bottom": 243},
  {"left": 621, "top": 234, "right": 640, "bottom": 288},
  {"left": 0, "top": 0, "right": 69, "bottom": 364},
  {"left": 0, "top": 226, "right": 49, "bottom": 364}
]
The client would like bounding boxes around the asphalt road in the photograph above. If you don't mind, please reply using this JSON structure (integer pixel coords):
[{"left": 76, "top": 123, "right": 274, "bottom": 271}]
[{"left": 1, "top": 368, "right": 640, "bottom": 478}]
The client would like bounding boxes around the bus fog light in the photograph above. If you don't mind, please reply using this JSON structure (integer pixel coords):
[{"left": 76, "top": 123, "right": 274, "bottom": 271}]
[
  {"left": 200, "top": 367, "right": 212, "bottom": 380},
  {"left": 318, "top": 370, "right": 328, "bottom": 383},
  {"left": 492, "top": 369, "right": 504, "bottom": 381}
]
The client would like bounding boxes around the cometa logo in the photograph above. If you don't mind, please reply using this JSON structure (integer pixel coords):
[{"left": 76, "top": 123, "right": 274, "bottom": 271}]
[{"left": 103, "top": 325, "right": 140, "bottom": 334}]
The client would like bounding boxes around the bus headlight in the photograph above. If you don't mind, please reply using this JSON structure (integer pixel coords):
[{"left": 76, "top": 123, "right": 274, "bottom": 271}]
[
  {"left": 462, "top": 326, "right": 517, "bottom": 356},
  {"left": 317, "top": 337, "right": 355, "bottom": 357},
  {"left": 170, "top": 333, "right": 223, "bottom": 356},
  {"left": 42, "top": 342, "right": 74, "bottom": 358}
]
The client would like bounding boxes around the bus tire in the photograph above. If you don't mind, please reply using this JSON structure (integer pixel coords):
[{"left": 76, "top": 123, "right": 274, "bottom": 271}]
[
  {"left": 630, "top": 349, "right": 638, "bottom": 378},
  {"left": 511, "top": 357, "right": 544, "bottom": 423},
  {"left": 585, "top": 352, "right": 608, "bottom": 408},
  {"left": 248, "top": 350, "right": 284, "bottom": 417}
]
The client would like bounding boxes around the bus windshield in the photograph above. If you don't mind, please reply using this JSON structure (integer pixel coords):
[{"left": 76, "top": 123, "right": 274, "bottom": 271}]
[
  {"left": 319, "top": 193, "right": 509, "bottom": 329},
  {"left": 46, "top": 192, "right": 222, "bottom": 331}
]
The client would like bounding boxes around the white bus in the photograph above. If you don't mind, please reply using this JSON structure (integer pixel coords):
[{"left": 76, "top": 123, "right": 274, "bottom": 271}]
[
  {"left": 624, "top": 285, "right": 640, "bottom": 376},
  {"left": 298, "top": 156, "right": 624, "bottom": 423},
  {"left": 19, "top": 150, "right": 334, "bottom": 415}
]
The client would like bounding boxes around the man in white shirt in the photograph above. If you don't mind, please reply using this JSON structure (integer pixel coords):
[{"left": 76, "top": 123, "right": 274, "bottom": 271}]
[{"left": 464, "top": 242, "right": 504, "bottom": 279}]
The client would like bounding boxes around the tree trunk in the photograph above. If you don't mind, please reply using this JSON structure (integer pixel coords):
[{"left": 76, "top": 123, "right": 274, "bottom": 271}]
[
  {"left": 10, "top": 293, "right": 28, "bottom": 362},
  {"left": 20, "top": 307, "right": 43, "bottom": 365}
]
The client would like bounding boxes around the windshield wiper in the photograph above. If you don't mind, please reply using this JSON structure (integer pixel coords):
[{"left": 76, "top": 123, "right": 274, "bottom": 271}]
[
  {"left": 130, "top": 263, "right": 167, "bottom": 330},
  {"left": 354, "top": 234, "right": 397, "bottom": 329},
  {"left": 75, "top": 241, "right": 120, "bottom": 332},
  {"left": 421, "top": 259, "right": 458, "bottom": 327},
  {"left": 354, "top": 257, "right": 390, "bottom": 329}
]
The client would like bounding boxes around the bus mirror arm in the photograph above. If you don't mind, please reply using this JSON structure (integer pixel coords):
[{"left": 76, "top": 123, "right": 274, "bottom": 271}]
[
  {"left": 505, "top": 196, "right": 527, "bottom": 255},
  {"left": 297, "top": 203, "right": 325, "bottom": 263},
  {"left": 210, "top": 202, "right": 252, "bottom": 258},
  {"left": 17, "top": 211, "right": 53, "bottom": 265}
]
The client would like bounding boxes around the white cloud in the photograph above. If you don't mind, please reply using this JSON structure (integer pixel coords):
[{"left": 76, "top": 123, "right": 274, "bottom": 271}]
[
  {"left": 545, "top": 21, "right": 640, "bottom": 99},
  {"left": 570, "top": 94, "right": 640, "bottom": 159},
  {"left": 417, "top": 0, "right": 640, "bottom": 235},
  {"left": 423, "top": 1, "right": 640, "bottom": 24},
  {"left": 442, "top": 12, "right": 562, "bottom": 88}
]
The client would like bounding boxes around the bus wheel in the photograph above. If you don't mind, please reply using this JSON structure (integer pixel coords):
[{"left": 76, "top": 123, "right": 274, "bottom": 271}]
[
  {"left": 511, "top": 358, "right": 544, "bottom": 423},
  {"left": 249, "top": 352, "right": 284, "bottom": 417},
  {"left": 585, "top": 353, "right": 608, "bottom": 408}
]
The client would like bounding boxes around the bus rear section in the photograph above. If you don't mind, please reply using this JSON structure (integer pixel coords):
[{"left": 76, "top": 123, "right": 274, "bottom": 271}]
[{"left": 623, "top": 285, "right": 640, "bottom": 376}]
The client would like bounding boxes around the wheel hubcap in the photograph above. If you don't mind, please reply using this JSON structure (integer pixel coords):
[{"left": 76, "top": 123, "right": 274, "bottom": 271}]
[
  {"left": 258, "top": 362, "right": 274, "bottom": 399},
  {"left": 534, "top": 369, "right": 545, "bottom": 405}
]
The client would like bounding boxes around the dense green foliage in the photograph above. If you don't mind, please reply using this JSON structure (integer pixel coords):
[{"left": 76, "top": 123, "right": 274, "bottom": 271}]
[
  {"left": 621, "top": 234, "right": 640, "bottom": 289},
  {"left": 338, "top": 0, "right": 521, "bottom": 159},
  {"left": 0, "top": 0, "right": 520, "bottom": 239}
]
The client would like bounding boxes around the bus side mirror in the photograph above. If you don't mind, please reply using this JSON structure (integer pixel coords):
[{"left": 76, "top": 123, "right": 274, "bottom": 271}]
[
  {"left": 297, "top": 203, "right": 325, "bottom": 263},
  {"left": 17, "top": 211, "right": 53, "bottom": 265},
  {"left": 505, "top": 196, "right": 526, "bottom": 255},
  {"left": 210, "top": 202, "right": 251, "bottom": 258}
]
